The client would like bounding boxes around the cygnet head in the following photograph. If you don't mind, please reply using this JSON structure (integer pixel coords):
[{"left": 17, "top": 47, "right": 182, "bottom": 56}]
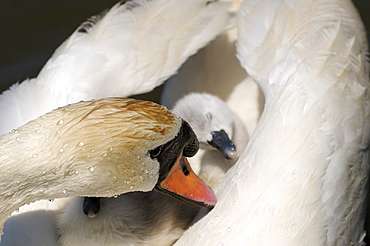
[{"left": 172, "top": 93, "right": 238, "bottom": 159}]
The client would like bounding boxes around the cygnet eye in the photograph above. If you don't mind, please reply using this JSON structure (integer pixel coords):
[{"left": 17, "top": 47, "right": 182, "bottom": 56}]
[{"left": 149, "top": 146, "right": 162, "bottom": 159}]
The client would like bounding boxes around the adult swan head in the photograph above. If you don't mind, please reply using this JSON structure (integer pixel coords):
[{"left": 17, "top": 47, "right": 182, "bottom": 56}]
[{"left": 0, "top": 97, "right": 216, "bottom": 238}]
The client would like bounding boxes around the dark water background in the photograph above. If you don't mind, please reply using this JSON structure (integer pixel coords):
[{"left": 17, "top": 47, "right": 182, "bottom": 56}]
[{"left": 0, "top": 0, "right": 369, "bottom": 93}]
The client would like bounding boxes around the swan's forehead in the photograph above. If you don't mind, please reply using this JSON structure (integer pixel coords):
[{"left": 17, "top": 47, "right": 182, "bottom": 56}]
[
  {"left": 56, "top": 98, "right": 182, "bottom": 149},
  {"left": 16, "top": 98, "right": 181, "bottom": 151},
  {"left": 53, "top": 98, "right": 181, "bottom": 157},
  {"left": 21, "top": 97, "right": 182, "bottom": 162}
]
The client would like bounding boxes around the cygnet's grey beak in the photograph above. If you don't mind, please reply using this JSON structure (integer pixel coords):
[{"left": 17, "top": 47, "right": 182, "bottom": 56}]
[{"left": 208, "top": 130, "right": 237, "bottom": 159}]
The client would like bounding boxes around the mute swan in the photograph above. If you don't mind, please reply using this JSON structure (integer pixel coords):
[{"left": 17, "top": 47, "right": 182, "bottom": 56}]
[
  {"left": 175, "top": 0, "right": 370, "bottom": 245},
  {"left": 172, "top": 93, "right": 248, "bottom": 187},
  {"left": 65, "top": 92, "right": 246, "bottom": 245},
  {"left": 0, "top": 0, "right": 230, "bottom": 136},
  {"left": 66, "top": 92, "right": 247, "bottom": 245},
  {"left": 0, "top": 98, "right": 216, "bottom": 243},
  {"left": 0, "top": 0, "right": 230, "bottom": 244}
]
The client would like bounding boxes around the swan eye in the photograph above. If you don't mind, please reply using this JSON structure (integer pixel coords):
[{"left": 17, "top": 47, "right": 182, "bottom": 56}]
[{"left": 149, "top": 146, "right": 162, "bottom": 159}]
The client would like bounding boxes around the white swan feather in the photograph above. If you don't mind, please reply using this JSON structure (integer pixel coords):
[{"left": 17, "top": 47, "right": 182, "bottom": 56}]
[
  {"left": 0, "top": 0, "right": 230, "bottom": 136},
  {"left": 176, "top": 0, "right": 370, "bottom": 245}
]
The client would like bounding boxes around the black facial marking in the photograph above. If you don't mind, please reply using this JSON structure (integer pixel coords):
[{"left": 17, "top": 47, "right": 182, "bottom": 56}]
[
  {"left": 154, "top": 120, "right": 199, "bottom": 184},
  {"left": 182, "top": 121, "right": 199, "bottom": 158}
]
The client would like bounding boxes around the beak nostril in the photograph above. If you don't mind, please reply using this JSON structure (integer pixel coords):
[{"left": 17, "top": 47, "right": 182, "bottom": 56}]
[
  {"left": 180, "top": 158, "right": 190, "bottom": 176},
  {"left": 182, "top": 166, "right": 190, "bottom": 176}
]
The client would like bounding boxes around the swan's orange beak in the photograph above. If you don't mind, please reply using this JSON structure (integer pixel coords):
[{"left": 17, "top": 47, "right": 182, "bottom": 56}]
[{"left": 158, "top": 155, "right": 217, "bottom": 208}]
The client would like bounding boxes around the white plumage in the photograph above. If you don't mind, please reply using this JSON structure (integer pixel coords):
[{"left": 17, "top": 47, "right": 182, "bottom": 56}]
[
  {"left": 0, "top": 0, "right": 230, "bottom": 135},
  {"left": 56, "top": 92, "right": 248, "bottom": 245},
  {"left": 0, "top": 98, "right": 215, "bottom": 245},
  {"left": 161, "top": 0, "right": 264, "bottom": 137},
  {"left": 175, "top": 0, "right": 370, "bottom": 245},
  {"left": 0, "top": 0, "right": 230, "bottom": 245},
  {"left": 1, "top": 0, "right": 369, "bottom": 245},
  {"left": 172, "top": 93, "right": 248, "bottom": 187}
]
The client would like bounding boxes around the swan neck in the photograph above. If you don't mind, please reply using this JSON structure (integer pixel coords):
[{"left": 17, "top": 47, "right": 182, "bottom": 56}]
[{"left": 0, "top": 132, "right": 88, "bottom": 215}]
